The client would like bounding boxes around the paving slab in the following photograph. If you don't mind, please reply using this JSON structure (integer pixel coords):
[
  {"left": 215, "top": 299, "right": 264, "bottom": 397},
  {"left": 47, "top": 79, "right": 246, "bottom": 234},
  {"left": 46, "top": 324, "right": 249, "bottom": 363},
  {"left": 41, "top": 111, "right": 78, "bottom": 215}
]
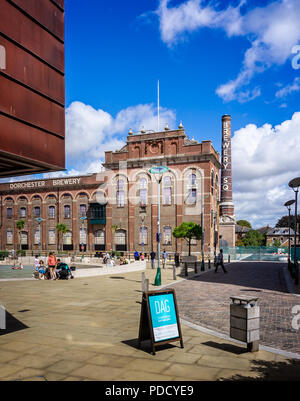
[{"left": 0, "top": 263, "right": 299, "bottom": 381}]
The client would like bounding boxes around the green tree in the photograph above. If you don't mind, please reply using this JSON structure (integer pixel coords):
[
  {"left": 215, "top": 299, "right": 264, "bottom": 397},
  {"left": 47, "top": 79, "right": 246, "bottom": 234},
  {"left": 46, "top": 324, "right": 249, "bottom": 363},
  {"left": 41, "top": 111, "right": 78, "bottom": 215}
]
[
  {"left": 172, "top": 222, "right": 202, "bottom": 256},
  {"left": 16, "top": 219, "right": 25, "bottom": 251},
  {"left": 241, "top": 230, "right": 265, "bottom": 247},
  {"left": 236, "top": 219, "right": 252, "bottom": 229},
  {"left": 276, "top": 214, "right": 300, "bottom": 230},
  {"left": 56, "top": 223, "right": 69, "bottom": 251}
]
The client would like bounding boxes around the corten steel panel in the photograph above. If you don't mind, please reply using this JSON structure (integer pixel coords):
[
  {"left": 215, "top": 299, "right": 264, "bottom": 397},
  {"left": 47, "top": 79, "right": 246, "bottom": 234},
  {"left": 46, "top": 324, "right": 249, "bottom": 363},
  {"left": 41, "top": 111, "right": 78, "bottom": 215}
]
[
  {"left": 0, "top": 37, "right": 64, "bottom": 105},
  {"left": 0, "top": 115, "right": 65, "bottom": 169},
  {"left": 10, "top": 0, "right": 64, "bottom": 41},
  {"left": 0, "top": 0, "right": 64, "bottom": 73},
  {"left": 0, "top": 75, "right": 65, "bottom": 137}
]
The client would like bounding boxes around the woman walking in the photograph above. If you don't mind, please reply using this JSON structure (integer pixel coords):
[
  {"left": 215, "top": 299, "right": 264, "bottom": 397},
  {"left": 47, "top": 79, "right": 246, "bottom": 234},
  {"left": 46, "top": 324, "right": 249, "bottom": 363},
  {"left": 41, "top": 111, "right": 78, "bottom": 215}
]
[{"left": 47, "top": 252, "right": 57, "bottom": 280}]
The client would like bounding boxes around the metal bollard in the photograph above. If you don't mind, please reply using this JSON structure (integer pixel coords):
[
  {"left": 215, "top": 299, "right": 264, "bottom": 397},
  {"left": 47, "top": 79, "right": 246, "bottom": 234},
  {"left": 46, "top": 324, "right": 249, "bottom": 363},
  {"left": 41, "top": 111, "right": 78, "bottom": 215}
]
[
  {"left": 184, "top": 262, "right": 188, "bottom": 277},
  {"left": 173, "top": 265, "right": 177, "bottom": 280},
  {"left": 0, "top": 305, "right": 6, "bottom": 330},
  {"left": 228, "top": 255, "right": 231, "bottom": 263},
  {"left": 230, "top": 296, "right": 260, "bottom": 352},
  {"left": 141, "top": 272, "right": 149, "bottom": 293},
  {"left": 194, "top": 262, "right": 197, "bottom": 274},
  {"left": 208, "top": 259, "right": 211, "bottom": 269}
]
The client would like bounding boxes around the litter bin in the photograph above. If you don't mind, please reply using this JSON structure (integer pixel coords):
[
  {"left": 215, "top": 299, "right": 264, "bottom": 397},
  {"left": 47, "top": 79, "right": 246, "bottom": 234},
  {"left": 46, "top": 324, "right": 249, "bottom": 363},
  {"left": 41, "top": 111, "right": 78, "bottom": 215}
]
[{"left": 230, "top": 296, "right": 260, "bottom": 352}]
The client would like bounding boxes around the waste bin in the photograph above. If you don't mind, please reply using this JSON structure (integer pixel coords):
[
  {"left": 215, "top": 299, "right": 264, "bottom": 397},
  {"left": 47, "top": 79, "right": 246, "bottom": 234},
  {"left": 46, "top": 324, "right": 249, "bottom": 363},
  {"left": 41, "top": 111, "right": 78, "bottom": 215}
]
[{"left": 230, "top": 296, "right": 260, "bottom": 352}]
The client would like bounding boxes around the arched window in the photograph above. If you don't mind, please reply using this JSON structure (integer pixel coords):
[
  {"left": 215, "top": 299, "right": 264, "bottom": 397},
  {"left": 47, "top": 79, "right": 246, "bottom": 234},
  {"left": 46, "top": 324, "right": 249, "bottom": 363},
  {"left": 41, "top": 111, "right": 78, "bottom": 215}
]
[
  {"left": 215, "top": 174, "right": 218, "bottom": 197},
  {"left": 187, "top": 173, "right": 197, "bottom": 205},
  {"left": 63, "top": 231, "right": 72, "bottom": 245},
  {"left": 80, "top": 204, "right": 87, "bottom": 217},
  {"left": 115, "top": 229, "right": 127, "bottom": 251},
  {"left": 139, "top": 178, "right": 148, "bottom": 206},
  {"left": 48, "top": 229, "right": 56, "bottom": 245},
  {"left": 21, "top": 231, "right": 28, "bottom": 246},
  {"left": 7, "top": 207, "right": 13, "bottom": 218},
  {"left": 94, "top": 230, "right": 105, "bottom": 250},
  {"left": 211, "top": 171, "right": 214, "bottom": 195},
  {"left": 163, "top": 176, "right": 172, "bottom": 205},
  {"left": 117, "top": 179, "right": 125, "bottom": 207},
  {"left": 139, "top": 226, "right": 148, "bottom": 245}
]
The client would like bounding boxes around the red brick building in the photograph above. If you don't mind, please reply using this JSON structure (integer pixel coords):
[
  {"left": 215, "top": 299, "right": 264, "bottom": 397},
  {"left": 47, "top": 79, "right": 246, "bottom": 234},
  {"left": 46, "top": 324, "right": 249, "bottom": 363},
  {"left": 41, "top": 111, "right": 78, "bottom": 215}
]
[{"left": 0, "top": 125, "right": 221, "bottom": 256}]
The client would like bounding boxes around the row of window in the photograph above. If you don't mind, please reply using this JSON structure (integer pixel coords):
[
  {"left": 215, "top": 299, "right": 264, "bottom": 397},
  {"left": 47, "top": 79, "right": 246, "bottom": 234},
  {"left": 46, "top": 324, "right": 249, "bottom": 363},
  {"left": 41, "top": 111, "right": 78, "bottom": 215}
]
[
  {"left": 5, "top": 226, "right": 198, "bottom": 246},
  {"left": 116, "top": 174, "right": 200, "bottom": 207},
  {"left": 6, "top": 205, "right": 87, "bottom": 219}
]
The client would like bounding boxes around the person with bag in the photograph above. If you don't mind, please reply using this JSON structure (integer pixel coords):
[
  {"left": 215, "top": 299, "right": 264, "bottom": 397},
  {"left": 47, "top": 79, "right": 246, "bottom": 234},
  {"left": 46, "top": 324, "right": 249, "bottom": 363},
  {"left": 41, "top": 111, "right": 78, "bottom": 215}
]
[{"left": 215, "top": 249, "right": 228, "bottom": 273}]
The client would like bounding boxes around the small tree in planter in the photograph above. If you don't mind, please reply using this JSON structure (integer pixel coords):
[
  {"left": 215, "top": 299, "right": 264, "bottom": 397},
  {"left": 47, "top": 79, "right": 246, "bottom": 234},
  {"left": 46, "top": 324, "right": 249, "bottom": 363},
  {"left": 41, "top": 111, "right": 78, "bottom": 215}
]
[{"left": 173, "top": 222, "right": 202, "bottom": 256}]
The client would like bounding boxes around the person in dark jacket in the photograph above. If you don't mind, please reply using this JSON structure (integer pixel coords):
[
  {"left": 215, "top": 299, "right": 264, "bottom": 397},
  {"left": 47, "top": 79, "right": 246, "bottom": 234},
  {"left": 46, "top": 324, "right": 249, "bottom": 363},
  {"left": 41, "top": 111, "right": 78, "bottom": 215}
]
[{"left": 215, "top": 249, "right": 227, "bottom": 273}]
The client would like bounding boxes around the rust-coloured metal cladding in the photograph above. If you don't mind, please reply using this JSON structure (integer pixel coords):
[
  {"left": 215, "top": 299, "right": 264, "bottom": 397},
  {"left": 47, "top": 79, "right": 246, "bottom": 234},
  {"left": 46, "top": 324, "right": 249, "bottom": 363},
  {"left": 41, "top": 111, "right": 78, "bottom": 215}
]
[
  {"left": 0, "top": 0, "right": 64, "bottom": 73},
  {"left": 0, "top": 75, "right": 65, "bottom": 137},
  {"left": 0, "top": 0, "right": 65, "bottom": 177},
  {"left": 0, "top": 37, "right": 64, "bottom": 105},
  {"left": 10, "top": 0, "right": 64, "bottom": 41},
  {"left": 0, "top": 114, "right": 65, "bottom": 169}
]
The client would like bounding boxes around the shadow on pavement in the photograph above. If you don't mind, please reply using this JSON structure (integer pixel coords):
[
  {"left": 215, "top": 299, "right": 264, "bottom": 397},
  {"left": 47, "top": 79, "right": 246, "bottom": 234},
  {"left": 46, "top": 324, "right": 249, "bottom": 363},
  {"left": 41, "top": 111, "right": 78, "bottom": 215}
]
[
  {"left": 202, "top": 341, "right": 248, "bottom": 355},
  {"left": 185, "top": 262, "right": 289, "bottom": 294},
  {"left": 122, "top": 338, "right": 178, "bottom": 355},
  {"left": 219, "top": 359, "right": 300, "bottom": 381},
  {"left": 0, "top": 310, "right": 28, "bottom": 336}
]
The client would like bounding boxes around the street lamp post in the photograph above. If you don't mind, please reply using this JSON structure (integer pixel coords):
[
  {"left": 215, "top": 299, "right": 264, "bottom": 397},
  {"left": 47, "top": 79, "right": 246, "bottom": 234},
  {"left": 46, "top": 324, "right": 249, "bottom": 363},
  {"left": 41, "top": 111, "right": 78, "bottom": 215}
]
[
  {"left": 140, "top": 209, "right": 147, "bottom": 256},
  {"left": 149, "top": 166, "right": 169, "bottom": 286},
  {"left": 284, "top": 199, "right": 295, "bottom": 265},
  {"left": 289, "top": 177, "right": 300, "bottom": 285},
  {"left": 35, "top": 217, "right": 44, "bottom": 257}
]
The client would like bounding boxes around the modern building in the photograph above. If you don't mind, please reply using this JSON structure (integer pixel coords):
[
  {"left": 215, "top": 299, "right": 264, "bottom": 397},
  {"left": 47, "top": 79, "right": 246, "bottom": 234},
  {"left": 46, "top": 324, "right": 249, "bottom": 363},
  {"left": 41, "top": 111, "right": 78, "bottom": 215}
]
[
  {"left": 0, "top": 124, "right": 221, "bottom": 256},
  {"left": 0, "top": 0, "right": 65, "bottom": 178}
]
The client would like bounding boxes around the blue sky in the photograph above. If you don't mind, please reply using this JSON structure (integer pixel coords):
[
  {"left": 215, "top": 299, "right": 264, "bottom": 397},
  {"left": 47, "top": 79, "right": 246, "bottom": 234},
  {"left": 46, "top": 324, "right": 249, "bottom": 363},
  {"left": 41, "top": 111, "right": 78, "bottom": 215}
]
[{"left": 4, "top": 0, "right": 300, "bottom": 228}]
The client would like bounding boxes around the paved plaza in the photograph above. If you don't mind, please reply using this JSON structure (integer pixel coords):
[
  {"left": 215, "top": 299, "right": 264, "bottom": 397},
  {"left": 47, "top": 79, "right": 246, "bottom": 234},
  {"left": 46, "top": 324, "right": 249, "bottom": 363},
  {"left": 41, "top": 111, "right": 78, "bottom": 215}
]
[{"left": 0, "top": 262, "right": 300, "bottom": 381}]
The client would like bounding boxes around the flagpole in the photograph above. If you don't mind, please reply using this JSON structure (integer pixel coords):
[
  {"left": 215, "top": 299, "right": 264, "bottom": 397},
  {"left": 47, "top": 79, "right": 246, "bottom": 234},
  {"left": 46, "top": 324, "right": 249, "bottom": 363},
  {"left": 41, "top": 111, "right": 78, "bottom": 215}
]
[{"left": 157, "top": 80, "right": 160, "bottom": 132}]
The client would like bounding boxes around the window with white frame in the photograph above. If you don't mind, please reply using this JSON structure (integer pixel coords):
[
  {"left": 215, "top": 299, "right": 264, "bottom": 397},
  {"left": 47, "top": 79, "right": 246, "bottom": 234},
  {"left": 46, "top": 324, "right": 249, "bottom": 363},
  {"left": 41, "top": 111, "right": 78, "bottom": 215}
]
[
  {"left": 139, "top": 226, "right": 148, "bottom": 245},
  {"left": 49, "top": 229, "right": 56, "bottom": 245},
  {"left": 94, "top": 230, "right": 105, "bottom": 245},
  {"left": 21, "top": 231, "right": 28, "bottom": 245},
  {"left": 34, "top": 229, "right": 40, "bottom": 245},
  {"left": 163, "top": 226, "right": 172, "bottom": 245},
  {"left": 7, "top": 229, "right": 13, "bottom": 244},
  {"left": 163, "top": 176, "right": 172, "bottom": 205},
  {"left": 117, "top": 179, "right": 125, "bottom": 207},
  {"left": 49, "top": 206, "right": 55, "bottom": 219},
  {"left": 115, "top": 230, "right": 126, "bottom": 245},
  {"left": 139, "top": 178, "right": 148, "bottom": 205},
  {"left": 80, "top": 228, "right": 87, "bottom": 244},
  {"left": 186, "top": 173, "right": 197, "bottom": 205},
  {"left": 20, "top": 207, "right": 26, "bottom": 218}
]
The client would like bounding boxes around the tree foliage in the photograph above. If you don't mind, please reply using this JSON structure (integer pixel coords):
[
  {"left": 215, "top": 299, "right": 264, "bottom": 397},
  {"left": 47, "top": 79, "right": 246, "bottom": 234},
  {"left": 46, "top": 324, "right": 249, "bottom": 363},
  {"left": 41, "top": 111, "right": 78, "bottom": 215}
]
[
  {"left": 236, "top": 219, "right": 252, "bottom": 229},
  {"left": 275, "top": 214, "right": 300, "bottom": 230},
  {"left": 173, "top": 222, "right": 202, "bottom": 256},
  {"left": 239, "top": 230, "right": 265, "bottom": 247}
]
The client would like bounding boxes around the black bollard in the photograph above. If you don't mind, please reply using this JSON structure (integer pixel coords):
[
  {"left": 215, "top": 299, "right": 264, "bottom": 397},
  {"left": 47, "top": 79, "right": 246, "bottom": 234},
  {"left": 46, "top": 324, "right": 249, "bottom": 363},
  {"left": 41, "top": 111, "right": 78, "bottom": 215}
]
[
  {"left": 184, "top": 262, "right": 188, "bottom": 277},
  {"left": 208, "top": 259, "right": 211, "bottom": 269}
]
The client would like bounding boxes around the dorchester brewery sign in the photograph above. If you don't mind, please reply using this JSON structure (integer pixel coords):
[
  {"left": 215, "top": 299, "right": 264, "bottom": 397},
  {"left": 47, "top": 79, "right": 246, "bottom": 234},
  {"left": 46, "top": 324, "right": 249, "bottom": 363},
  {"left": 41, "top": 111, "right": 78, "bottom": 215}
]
[{"left": 9, "top": 178, "right": 81, "bottom": 190}]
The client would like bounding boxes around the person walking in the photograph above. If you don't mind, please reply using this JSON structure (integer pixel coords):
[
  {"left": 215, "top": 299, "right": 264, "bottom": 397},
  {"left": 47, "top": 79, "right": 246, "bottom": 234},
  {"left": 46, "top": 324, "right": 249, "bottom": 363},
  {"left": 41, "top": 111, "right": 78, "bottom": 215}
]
[
  {"left": 215, "top": 249, "right": 227, "bottom": 273},
  {"left": 47, "top": 252, "right": 57, "bottom": 280},
  {"left": 150, "top": 250, "right": 156, "bottom": 269},
  {"left": 174, "top": 252, "right": 180, "bottom": 268}
]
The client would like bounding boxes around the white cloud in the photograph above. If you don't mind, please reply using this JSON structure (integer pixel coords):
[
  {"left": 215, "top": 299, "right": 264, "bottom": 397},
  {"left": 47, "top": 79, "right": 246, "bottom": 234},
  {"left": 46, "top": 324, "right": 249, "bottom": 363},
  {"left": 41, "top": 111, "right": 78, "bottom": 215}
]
[
  {"left": 232, "top": 111, "right": 300, "bottom": 227},
  {"left": 275, "top": 77, "right": 300, "bottom": 98},
  {"left": 64, "top": 101, "right": 176, "bottom": 175},
  {"left": 155, "top": 0, "right": 300, "bottom": 102}
]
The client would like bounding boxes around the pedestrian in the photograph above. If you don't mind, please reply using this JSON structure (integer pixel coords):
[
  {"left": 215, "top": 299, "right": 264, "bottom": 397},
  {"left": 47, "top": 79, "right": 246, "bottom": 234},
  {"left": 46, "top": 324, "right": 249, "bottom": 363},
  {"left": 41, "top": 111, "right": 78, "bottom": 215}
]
[
  {"left": 215, "top": 249, "right": 227, "bottom": 273},
  {"left": 174, "top": 252, "right": 180, "bottom": 268},
  {"left": 150, "top": 250, "right": 156, "bottom": 269},
  {"left": 38, "top": 260, "right": 46, "bottom": 280},
  {"left": 162, "top": 249, "right": 168, "bottom": 269},
  {"left": 47, "top": 252, "right": 57, "bottom": 280},
  {"left": 32, "top": 255, "right": 39, "bottom": 278},
  {"left": 134, "top": 250, "right": 139, "bottom": 261},
  {"left": 140, "top": 253, "right": 145, "bottom": 261}
]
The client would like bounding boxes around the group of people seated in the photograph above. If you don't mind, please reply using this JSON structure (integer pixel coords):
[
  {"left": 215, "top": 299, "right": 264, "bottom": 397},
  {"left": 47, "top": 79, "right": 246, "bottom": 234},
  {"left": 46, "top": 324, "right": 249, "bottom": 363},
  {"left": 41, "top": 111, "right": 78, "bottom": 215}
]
[
  {"left": 100, "top": 252, "right": 129, "bottom": 266},
  {"left": 33, "top": 252, "right": 73, "bottom": 280}
]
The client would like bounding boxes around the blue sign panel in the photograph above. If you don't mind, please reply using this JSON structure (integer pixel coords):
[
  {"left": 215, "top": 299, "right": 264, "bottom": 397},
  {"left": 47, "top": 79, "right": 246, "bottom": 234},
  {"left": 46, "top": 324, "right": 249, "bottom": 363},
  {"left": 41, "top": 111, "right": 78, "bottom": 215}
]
[{"left": 148, "top": 293, "right": 179, "bottom": 342}]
